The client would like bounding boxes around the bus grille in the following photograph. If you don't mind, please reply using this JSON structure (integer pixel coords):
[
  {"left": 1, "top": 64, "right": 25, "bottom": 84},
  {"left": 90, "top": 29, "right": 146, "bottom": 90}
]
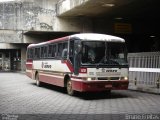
[{"left": 98, "top": 77, "right": 119, "bottom": 80}]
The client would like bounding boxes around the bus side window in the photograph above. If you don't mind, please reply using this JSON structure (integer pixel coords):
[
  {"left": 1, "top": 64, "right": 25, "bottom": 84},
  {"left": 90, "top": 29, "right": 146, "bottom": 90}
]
[
  {"left": 44, "top": 46, "right": 47, "bottom": 58},
  {"left": 57, "top": 43, "right": 63, "bottom": 57},
  {"left": 29, "top": 48, "right": 34, "bottom": 59},
  {"left": 34, "top": 47, "right": 40, "bottom": 59},
  {"left": 62, "top": 42, "right": 68, "bottom": 58},
  {"left": 57, "top": 42, "right": 68, "bottom": 58},
  {"left": 48, "top": 45, "right": 52, "bottom": 57},
  {"left": 40, "top": 46, "right": 47, "bottom": 58},
  {"left": 40, "top": 47, "right": 44, "bottom": 58},
  {"left": 52, "top": 44, "right": 57, "bottom": 57},
  {"left": 27, "top": 49, "right": 30, "bottom": 59}
]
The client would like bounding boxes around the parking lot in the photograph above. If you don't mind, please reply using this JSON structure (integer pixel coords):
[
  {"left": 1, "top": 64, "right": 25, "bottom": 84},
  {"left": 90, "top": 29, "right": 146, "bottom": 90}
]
[{"left": 0, "top": 72, "right": 160, "bottom": 119}]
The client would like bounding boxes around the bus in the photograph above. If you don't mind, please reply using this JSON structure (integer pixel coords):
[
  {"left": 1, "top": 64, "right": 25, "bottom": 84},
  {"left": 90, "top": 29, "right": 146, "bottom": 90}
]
[{"left": 26, "top": 33, "right": 129, "bottom": 95}]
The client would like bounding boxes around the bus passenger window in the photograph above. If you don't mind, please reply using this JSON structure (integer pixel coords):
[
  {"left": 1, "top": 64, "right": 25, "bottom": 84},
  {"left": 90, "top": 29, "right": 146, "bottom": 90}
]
[
  {"left": 34, "top": 48, "right": 40, "bottom": 59},
  {"left": 44, "top": 47, "right": 47, "bottom": 58},
  {"left": 57, "top": 42, "right": 68, "bottom": 58},
  {"left": 52, "top": 45, "right": 57, "bottom": 57},
  {"left": 27, "top": 49, "right": 30, "bottom": 59},
  {"left": 29, "top": 48, "right": 34, "bottom": 59},
  {"left": 41, "top": 47, "right": 47, "bottom": 58},
  {"left": 48, "top": 45, "right": 52, "bottom": 57}
]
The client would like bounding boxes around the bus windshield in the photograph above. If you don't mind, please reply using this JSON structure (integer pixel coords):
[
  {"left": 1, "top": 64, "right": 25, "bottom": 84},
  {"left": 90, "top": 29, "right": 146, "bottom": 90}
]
[{"left": 81, "top": 41, "right": 128, "bottom": 66}]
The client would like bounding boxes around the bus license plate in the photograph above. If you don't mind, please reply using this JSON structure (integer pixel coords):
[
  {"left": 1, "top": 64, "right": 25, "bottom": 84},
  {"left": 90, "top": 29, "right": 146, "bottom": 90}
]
[{"left": 105, "top": 84, "right": 112, "bottom": 88}]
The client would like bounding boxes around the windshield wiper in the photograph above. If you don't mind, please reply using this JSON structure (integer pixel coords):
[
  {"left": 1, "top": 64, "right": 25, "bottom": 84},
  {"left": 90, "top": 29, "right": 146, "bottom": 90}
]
[{"left": 96, "top": 57, "right": 107, "bottom": 68}]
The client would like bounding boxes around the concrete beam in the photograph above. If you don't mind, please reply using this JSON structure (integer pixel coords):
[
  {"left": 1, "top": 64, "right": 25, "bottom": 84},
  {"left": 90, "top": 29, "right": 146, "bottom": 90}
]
[
  {"left": 57, "top": 0, "right": 89, "bottom": 16},
  {"left": 0, "top": 30, "right": 23, "bottom": 43},
  {"left": 0, "top": 43, "right": 22, "bottom": 49},
  {"left": 53, "top": 17, "right": 92, "bottom": 32}
]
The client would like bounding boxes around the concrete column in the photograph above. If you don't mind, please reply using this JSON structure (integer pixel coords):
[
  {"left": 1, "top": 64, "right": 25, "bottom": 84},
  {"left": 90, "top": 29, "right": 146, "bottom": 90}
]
[{"left": 21, "top": 46, "right": 27, "bottom": 71}]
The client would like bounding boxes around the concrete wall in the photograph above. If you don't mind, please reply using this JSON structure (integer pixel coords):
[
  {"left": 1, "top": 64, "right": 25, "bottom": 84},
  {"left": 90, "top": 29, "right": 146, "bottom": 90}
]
[
  {"left": 0, "top": 0, "right": 94, "bottom": 44},
  {"left": 0, "top": 30, "right": 23, "bottom": 43},
  {"left": 0, "top": 0, "right": 59, "bottom": 44},
  {"left": 0, "top": 0, "right": 57, "bottom": 31},
  {"left": 53, "top": 17, "right": 92, "bottom": 32}
]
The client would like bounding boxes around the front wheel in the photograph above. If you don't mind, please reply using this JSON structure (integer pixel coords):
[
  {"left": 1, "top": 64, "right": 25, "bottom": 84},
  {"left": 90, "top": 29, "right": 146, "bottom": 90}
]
[{"left": 66, "top": 79, "right": 75, "bottom": 96}]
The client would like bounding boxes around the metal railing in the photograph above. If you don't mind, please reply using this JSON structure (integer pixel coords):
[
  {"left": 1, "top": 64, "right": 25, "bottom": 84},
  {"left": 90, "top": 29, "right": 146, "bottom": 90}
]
[{"left": 128, "top": 52, "right": 160, "bottom": 90}]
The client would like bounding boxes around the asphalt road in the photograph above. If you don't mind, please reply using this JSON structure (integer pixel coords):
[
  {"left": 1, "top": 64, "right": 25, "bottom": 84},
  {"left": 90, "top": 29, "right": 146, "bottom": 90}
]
[{"left": 0, "top": 72, "right": 160, "bottom": 120}]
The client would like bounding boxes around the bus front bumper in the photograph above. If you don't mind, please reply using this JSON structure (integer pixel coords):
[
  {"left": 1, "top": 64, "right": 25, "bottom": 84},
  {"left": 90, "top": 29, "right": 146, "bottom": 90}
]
[{"left": 72, "top": 80, "right": 129, "bottom": 92}]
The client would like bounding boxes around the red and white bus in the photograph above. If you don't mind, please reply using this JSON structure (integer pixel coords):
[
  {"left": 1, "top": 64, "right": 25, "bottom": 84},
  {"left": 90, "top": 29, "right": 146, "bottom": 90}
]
[{"left": 26, "top": 33, "right": 129, "bottom": 95}]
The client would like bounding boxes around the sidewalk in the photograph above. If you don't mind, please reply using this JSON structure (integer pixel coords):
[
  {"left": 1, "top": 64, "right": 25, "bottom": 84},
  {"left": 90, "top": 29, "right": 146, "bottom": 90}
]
[{"left": 129, "top": 83, "right": 160, "bottom": 94}]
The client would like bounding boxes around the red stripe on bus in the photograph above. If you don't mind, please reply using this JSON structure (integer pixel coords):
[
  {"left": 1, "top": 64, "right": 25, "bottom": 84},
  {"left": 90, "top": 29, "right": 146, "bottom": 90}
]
[
  {"left": 72, "top": 80, "right": 129, "bottom": 92},
  {"left": 27, "top": 59, "right": 33, "bottom": 62},
  {"left": 48, "top": 36, "right": 69, "bottom": 44},
  {"left": 26, "top": 63, "right": 33, "bottom": 69},
  {"left": 61, "top": 60, "right": 74, "bottom": 72},
  {"left": 39, "top": 74, "right": 64, "bottom": 87},
  {"left": 28, "top": 36, "right": 69, "bottom": 48}
]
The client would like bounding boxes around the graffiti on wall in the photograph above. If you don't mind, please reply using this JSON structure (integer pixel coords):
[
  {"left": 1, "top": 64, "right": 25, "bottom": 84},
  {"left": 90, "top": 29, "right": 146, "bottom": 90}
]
[{"left": 0, "top": 0, "right": 56, "bottom": 31}]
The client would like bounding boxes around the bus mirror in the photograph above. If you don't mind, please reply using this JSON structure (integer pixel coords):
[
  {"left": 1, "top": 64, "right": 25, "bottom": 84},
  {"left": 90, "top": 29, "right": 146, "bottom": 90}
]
[
  {"left": 74, "top": 40, "right": 81, "bottom": 75},
  {"left": 74, "top": 50, "right": 81, "bottom": 75},
  {"left": 62, "top": 49, "right": 68, "bottom": 60}
]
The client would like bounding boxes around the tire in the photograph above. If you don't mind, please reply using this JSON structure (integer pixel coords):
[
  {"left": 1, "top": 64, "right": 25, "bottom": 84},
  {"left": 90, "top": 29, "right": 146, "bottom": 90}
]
[
  {"left": 66, "top": 79, "right": 75, "bottom": 96},
  {"left": 35, "top": 73, "right": 41, "bottom": 87}
]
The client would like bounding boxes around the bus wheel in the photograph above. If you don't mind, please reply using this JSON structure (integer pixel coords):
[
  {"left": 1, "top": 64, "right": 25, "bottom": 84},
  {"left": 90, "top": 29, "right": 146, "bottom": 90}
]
[
  {"left": 36, "top": 73, "right": 41, "bottom": 87},
  {"left": 67, "top": 79, "right": 75, "bottom": 96}
]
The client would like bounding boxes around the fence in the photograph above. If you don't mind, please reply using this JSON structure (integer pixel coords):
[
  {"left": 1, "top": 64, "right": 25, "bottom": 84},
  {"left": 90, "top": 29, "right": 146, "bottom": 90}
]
[{"left": 128, "top": 52, "right": 160, "bottom": 93}]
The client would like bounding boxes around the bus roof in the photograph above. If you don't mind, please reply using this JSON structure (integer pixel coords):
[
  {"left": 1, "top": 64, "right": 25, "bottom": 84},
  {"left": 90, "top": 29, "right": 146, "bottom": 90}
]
[
  {"left": 28, "top": 33, "right": 125, "bottom": 48},
  {"left": 70, "top": 33, "right": 125, "bottom": 42}
]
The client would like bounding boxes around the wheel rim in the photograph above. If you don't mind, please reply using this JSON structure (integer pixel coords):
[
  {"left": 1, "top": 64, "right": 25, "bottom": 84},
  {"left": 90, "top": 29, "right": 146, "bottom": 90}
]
[
  {"left": 36, "top": 74, "right": 40, "bottom": 86},
  {"left": 36, "top": 79, "right": 39, "bottom": 86},
  {"left": 67, "top": 80, "right": 73, "bottom": 95}
]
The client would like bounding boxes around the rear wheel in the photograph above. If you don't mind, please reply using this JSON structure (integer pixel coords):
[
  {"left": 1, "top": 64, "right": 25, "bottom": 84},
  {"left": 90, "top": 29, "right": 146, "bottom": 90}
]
[
  {"left": 36, "top": 73, "right": 41, "bottom": 87},
  {"left": 66, "top": 79, "right": 75, "bottom": 96}
]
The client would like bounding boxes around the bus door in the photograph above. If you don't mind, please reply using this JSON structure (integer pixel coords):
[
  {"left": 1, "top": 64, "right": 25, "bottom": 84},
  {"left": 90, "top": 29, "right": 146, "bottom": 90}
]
[{"left": 74, "top": 40, "right": 82, "bottom": 75}]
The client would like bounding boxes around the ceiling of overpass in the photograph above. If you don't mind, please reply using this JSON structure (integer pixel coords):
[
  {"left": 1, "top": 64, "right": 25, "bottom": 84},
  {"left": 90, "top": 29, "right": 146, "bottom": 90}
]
[{"left": 59, "top": 0, "right": 160, "bottom": 19}]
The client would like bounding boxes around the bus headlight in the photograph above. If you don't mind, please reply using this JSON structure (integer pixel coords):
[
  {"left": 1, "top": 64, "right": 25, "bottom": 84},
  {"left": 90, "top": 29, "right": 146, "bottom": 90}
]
[
  {"left": 87, "top": 78, "right": 92, "bottom": 81},
  {"left": 82, "top": 77, "right": 95, "bottom": 81},
  {"left": 124, "top": 76, "right": 128, "bottom": 80},
  {"left": 120, "top": 77, "right": 128, "bottom": 80}
]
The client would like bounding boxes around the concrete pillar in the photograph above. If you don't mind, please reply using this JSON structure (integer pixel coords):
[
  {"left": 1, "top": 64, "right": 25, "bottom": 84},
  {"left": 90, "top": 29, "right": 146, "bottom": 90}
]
[{"left": 21, "top": 46, "right": 27, "bottom": 71}]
